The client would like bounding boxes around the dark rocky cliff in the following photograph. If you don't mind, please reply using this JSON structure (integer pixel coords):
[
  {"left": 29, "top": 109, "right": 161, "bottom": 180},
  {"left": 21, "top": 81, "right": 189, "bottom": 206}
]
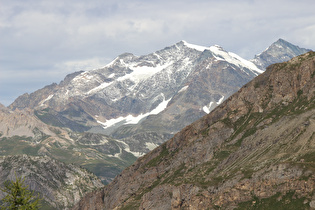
[{"left": 73, "top": 51, "right": 315, "bottom": 209}]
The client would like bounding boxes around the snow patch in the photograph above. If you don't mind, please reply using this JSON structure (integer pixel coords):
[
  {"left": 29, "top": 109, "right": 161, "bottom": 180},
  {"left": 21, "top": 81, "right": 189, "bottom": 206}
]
[
  {"left": 203, "top": 101, "right": 214, "bottom": 114},
  {"left": 40, "top": 94, "right": 54, "bottom": 106},
  {"left": 203, "top": 106, "right": 210, "bottom": 114},
  {"left": 87, "top": 82, "right": 113, "bottom": 95},
  {"left": 98, "top": 95, "right": 172, "bottom": 128},
  {"left": 217, "top": 95, "right": 225, "bottom": 104},
  {"left": 146, "top": 142, "right": 159, "bottom": 150},
  {"left": 209, "top": 46, "right": 263, "bottom": 74},
  {"left": 153, "top": 52, "right": 162, "bottom": 60},
  {"left": 183, "top": 41, "right": 262, "bottom": 74},
  {"left": 108, "top": 73, "right": 115, "bottom": 78},
  {"left": 182, "top": 40, "right": 209, "bottom": 52},
  {"left": 115, "top": 140, "right": 144, "bottom": 157},
  {"left": 178, "top": 85, "right": 188, "bottom": 93},
  {"left": 117, "top": 62, "right": 172, "bottom": 83},
  {"left": 203, "top": 96, "right": 224, "bottom": 114},
  {"left": 229, "top": 52, "right": 264, "bottom": 74}
]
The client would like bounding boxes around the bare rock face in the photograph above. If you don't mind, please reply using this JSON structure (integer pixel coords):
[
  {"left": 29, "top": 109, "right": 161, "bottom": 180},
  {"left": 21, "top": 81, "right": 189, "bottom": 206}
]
[
  {"left": 0, "top": 107, "right": 56, "bottom": 139},
  {"left": 73, "top": 52, "right": 315, "bottom": 209},
  {"left": 0, "top": 155, "right": 103, "bottom": 209}
]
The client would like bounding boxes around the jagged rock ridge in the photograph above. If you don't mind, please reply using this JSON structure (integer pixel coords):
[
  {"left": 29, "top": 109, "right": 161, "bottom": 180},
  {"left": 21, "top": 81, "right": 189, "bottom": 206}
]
[{"left": 73, "top": 51, "right": 315, "bottom": 209}]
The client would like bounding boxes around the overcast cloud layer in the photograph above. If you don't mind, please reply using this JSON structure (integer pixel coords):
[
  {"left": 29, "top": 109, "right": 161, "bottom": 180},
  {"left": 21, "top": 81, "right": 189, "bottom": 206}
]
[{"left": 1, "top": 0, "right": 315, "bottom": 106}]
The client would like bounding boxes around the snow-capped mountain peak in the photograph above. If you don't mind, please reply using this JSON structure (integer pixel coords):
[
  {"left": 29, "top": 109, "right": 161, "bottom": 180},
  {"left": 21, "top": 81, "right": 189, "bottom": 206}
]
[
  {"left": 46, "top": 41, "right": 263, "bottom": 130},
  {"left": 15, "top": 40, "right": 267, "bottom": 125},
  {"left": 181, "top": 40, "right": 210, "bottom": 52},
  {"left": 9, "top": 39, "right": 310, "bottom": 157},
  {"left": 182, "top": 40, "right": 262, "bottom": 74},
  {"left": 251, "top": 38, "right": 311, "bottom": 69},
  {"left": 181, "top": 41, "right": 262, "bottom": 75},
  {"left": 208, "top": 44, "right": 263, "bottom": 75}
]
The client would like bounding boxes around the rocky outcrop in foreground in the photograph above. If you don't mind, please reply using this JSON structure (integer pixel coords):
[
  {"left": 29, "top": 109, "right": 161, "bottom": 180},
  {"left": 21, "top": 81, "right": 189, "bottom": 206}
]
[
  {"left": 0, "top": 155, "right": 103, "bottom": 209},
  {"left": 73, "top": 52, "right": 315, "bottom": 209}
]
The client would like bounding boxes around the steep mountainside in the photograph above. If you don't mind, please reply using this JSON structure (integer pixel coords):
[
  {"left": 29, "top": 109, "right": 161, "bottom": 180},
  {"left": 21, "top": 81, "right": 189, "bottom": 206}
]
[
  {"left": 0, "top": 155, "right": 103, "bottom": 209},
  {"left": 73, "top": 51, "right": 315, "bottom": 209},
  {"left": 251, "top": 38, "right": 310, "bottom": 69},
  {"left": 9, "top": 40, "right": 308, "bottom": 157}
]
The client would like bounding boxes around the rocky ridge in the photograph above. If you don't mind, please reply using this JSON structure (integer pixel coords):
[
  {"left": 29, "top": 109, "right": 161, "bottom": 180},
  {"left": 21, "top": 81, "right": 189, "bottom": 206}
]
[{"left": 73, "top": 51, "right": 315, "bottom": 209}]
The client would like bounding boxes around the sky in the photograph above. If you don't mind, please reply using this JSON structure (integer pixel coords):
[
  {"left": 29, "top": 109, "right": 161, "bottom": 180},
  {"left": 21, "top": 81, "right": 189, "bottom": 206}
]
[{"left": 1, "top": 0, "right": 315, "bottom": 106}]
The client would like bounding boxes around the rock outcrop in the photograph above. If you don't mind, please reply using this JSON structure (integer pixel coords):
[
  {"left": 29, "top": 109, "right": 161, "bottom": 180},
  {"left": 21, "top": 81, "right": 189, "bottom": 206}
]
[
  {"left": 0, "top": 155, "right": 103, "bottom": 209},
  {"left": 73, "top": 51, "right": 315, "bottom": 209}
]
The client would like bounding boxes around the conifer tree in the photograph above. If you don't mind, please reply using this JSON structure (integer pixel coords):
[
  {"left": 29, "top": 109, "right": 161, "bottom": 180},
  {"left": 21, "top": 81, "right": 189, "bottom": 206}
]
[{"left": 0, "top": 175, "right": 41, "bottom": 210}]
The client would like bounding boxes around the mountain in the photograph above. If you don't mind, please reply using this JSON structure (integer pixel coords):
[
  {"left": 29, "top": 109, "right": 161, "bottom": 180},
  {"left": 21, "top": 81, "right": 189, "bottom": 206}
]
[
  {"left": 8, "top": 40, "right": 277, "bottom": 156},
  {"left": 3, "top": 39, "right": 310, "bottom": 188},
  {"left": 73, "top": 51, "right": 315, "bottom": 209},
  {"left": 251, "top": 38, "right": 311, "bottom": 69},
  {"left": 5, "top": 39, "right": 310, "bottom": 184}
]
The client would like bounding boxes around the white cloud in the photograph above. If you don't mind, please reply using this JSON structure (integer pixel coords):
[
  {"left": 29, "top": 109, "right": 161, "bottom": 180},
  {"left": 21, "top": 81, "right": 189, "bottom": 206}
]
[{"left": 1, "top": 0, "right": 315, "bottom": 106}]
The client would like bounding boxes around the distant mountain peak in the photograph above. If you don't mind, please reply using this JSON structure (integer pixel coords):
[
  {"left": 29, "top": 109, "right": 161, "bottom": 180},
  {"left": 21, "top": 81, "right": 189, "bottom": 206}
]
[
  {"left": 9, "top": 39, "right": 264, "bottom": 148},
  {"left": 269, "top": 38, "right": 302, "bottom": 51},
  {"left": 251, "top": 38, "right": 311, "bottom": 69},
  {"left": 180, "top": 40, "right": 225, "bottom": 53},
  {"left": 276, "top": 38, "right": 289, "bottom": 43},
  {"left": 10, "top": 39, "right": 307, "bottom": 139},
  {"left": 181, "top": 40, "right": 210, "bottom": 52}
]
